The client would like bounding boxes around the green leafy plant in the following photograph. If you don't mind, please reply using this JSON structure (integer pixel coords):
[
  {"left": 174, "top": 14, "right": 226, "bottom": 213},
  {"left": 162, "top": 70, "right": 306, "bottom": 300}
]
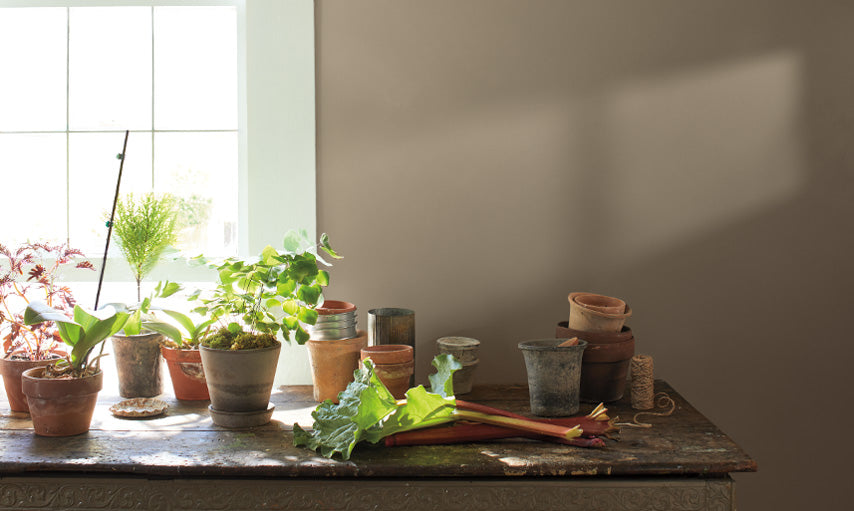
[
  {"left": 112, "top": 192, "right": 179, "bottom": 302},
  {"left": 1, "top": 242, "right": 94, "bottom": 360},
  {"left": 294, "top": 354, "right": 582, "bottom": 460},
  {"left": 192, "top": 231, "right": 341, "bottom": 349},
  {"left": 24, "top": 302, "right": 129, "bottom": 377}
]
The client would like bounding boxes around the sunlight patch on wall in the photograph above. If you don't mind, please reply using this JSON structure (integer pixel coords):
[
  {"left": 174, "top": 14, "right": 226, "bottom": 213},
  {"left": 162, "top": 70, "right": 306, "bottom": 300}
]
[{"left": 600, "top": 51, "right": 804, "bottom": 265}]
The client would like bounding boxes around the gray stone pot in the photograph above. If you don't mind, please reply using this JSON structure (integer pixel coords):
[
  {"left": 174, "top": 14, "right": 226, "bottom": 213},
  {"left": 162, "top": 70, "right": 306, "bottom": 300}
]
[
  {"left": 112, "top": 331, "right": 164, "bottom": 398},
  {"left": 200, "top": 342, "right": 281, "bottom": 425},
  {"left": 518, "top": 339, "right": 587, "bottom": 417}
]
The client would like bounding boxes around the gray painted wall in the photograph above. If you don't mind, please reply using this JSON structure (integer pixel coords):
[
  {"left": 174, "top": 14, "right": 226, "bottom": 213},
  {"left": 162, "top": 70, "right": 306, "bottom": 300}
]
[{"left": 315, "top": 1, "right": 854, "bottom": 509}]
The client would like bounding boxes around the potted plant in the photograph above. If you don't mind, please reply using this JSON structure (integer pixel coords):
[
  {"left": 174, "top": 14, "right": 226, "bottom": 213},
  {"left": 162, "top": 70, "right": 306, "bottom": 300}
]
[
  {"left": 22, "top": 302, "right": 128, "bottom": 436},
  {"left": 0, "top": 242, "right": 94, "bottom": 412},
  {"left": 192, "top": 231, "right": 340, "bottom": 427},
  {"left": 108, "top": 192, "right": 179, "bottom": 397}
]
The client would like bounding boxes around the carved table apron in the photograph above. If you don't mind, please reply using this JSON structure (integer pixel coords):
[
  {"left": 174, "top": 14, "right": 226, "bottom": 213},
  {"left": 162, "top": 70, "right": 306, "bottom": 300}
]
[{"left": 0, "top": 380, "right": 756, "bottom": 511}]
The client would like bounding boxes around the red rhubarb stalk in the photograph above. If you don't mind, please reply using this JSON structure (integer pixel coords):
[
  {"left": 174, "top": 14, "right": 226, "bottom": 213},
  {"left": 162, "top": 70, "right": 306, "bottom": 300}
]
[
  {"left": 451, "top": 409, "right": 582, "bottom": 441},
  {"left": 384, "top": 423, "right": 606, "bottom": 448}
]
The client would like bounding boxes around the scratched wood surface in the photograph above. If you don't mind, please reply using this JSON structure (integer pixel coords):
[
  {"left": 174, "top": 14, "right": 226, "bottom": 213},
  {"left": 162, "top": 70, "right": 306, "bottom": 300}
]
[{"left": 0, "top": 380, "right": 756, "bottom": 478}]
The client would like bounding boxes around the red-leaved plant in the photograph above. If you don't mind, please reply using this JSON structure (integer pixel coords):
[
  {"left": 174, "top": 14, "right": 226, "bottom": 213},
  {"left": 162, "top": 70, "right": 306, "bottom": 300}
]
[{"left": 0, "top": 242, "right": 94, "bottom": 360}]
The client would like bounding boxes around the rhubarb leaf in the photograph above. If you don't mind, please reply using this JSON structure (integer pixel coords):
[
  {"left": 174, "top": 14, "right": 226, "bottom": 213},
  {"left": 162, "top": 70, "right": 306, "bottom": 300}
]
[{"left": 293, "top": 354, "right": 462, "bottom": 460}]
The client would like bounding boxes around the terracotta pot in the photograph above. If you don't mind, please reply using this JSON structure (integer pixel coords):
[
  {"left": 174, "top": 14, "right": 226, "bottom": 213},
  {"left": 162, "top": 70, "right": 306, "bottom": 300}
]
[
  {"left": 572, "top": 292, "right": 626, "bottom": 315},
  {"left": 568, "top": 292, "right": 632, "bottom": 333},
  {"left": 21, "top": 367, "right": 103, "bottom": 436},
  {"left": 436, "top": 337, "right": 481, "bottom": 394},
  {"left": 360, "top": 345, "right": 414, "bottom": 399},
  {"left": 200, "top": 343, "right": 281, "bottom": 420},
  {"left": 555, "top": 321, "right": 635, "bottom": 403},
  {"left": 518, "top": 339, "right": 588, "bottom": 417},
  {"left": 306, "top": 330, "right": 368, "bottom": 403},
  {"left": 161, "top": 346, "right": 209, "bottom": 401},
  {"left": 0, "top": 354, "right": 61, "bottom": 413},
  {"left": 555, "top": 322, "right": 633, "bottom": 344},
  {"left": 112, "top": 332, "right": 164, "bottom": 398}
]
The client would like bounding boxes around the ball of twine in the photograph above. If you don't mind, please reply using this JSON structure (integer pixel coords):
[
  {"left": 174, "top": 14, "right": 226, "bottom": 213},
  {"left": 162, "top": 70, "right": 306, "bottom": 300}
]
[{"left": 630, "top": 354, "right": 654, "bottom": 410}]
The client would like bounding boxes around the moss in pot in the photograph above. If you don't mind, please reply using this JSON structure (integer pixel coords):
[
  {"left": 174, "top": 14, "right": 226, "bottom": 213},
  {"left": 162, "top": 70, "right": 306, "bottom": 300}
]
[{"left": 192, "top": 231, "right": 341, "bottom": 427}]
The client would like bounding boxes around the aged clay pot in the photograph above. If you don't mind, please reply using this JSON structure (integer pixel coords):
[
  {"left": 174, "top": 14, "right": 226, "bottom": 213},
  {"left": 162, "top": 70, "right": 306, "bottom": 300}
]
[
  {"left": 161, "top": 346, "right": 209, "bottom": 401},
  {"left": 200, "top": 342, "right": 281, "bottom": 427},
  {"left": 360, "top": 345, "right": 413, "bottom": 399},
  {"left": 21, "top": 367, "right": 103, "bottom": 436},
  {"left": 568, "top": 292, "right": 632, "bottom": 333},
  {"left": 0, "top": 353, "right": 62, "bottom": 413},
  {"left": 518, "top": 339, "right": 588, "bottom": 417},
  {"left": 307, "top": 330, "right": 368, "bottom": 403},
  {"left": 436, "top": 337, "right": 480, "bottom": 394},
  {"left": 572, "top": 292, "right": 626, "bottom": 315},
  {"left": 555, "top": 321, "right": 635, "bottom": 403},
  {"left": 112, "top": 331, "right": 164, "bottom": 398}
]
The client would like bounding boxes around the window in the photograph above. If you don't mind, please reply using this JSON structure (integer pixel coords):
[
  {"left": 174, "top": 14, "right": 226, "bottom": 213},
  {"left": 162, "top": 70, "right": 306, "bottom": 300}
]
[{"left": 1, "top": 3, "right": 238, "bottom": 257}]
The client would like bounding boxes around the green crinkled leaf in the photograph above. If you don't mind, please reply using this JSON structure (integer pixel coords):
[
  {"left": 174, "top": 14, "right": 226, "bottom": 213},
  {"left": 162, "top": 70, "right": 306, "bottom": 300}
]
[
  {"left": 316, "top": 270, "right": 330, "bottom": 287},
  {"left": 294, "top": 324, "right": 310, "bottom": 344},
  {"left": 282, "top": 299, "right": 300, "bottom": 316},
  {"left": 293, "top": 355, "right": 461, "bottom": 460},
  {"left": 429, "top": 353, "right": 463, "bottom": 398},
  {"left": 319, "top": 232, "right": 342, "bottom": 259},
  {"left": 298, "top": 307, "right": 318, "bottom": 325},
  {"left": 297, "top": 284, "right": 322, "bottom": 305}
]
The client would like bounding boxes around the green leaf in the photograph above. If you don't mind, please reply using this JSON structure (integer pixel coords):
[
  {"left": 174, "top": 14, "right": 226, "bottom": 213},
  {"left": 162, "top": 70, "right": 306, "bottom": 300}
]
[
  {"left": 289, "top": 258, "right": 318, "bottom": 284},
  {"left": 282, "top": 299, "right": 300, "bottom": 316},
  {"left": 122, "top": 310, "right": 143, "bottom": 336},
  {"left": 319, "top": 233, "right": 342, "bottom": 259},
  {"left": 428, "top": 353, "right": 463, "bottom": 398},
  {"left": 161, "top": 310, "right": 195, "bottom": 338},
  {"left": 156, "top": 280, "right": 182, "bottom": 298},
  {"left": 282, "top": 230, "right": 305, "bottom": 253},
  {"left": 316, "top": 270, "right": 329, "bottom": 287},
  {"left": 260, "top": 245, "right": 279, "bottom": 265},
  {"left": 227, "top": 322, "right": 241, "bottom": 334},
  {"left": 276, "top": 279, "right": 296, "bottom": 296},
  {"left": 297, "top": 284, "right": 322, "bottom": 305},
  {"left": 294, "top": 324, "right": 310, "bottom": 344},
  {"left": 142, "top": 321, "right": 182, "bottom": 344},
  {"left": 283, "top": 316, "right": 299, "bottom": 330},
  {"left": 298, "top": 307, "right": 318, "bottom": 325}
]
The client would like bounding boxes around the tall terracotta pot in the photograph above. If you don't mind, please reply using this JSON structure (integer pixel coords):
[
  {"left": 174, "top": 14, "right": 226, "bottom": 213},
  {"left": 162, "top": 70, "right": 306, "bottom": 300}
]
[
  {"left": 21, "top": 367, "right": 103, "bottom": 436},
  {"left": 112, "top": 331, "right": 164, "bottom": 398},
  {"left": 200, "top": 342, "right": 281, "bottom": 427},
  {"left": 161, "top": 346, "right": 209, "bottom": 401},
  {"left": 306, "top": 330, "right": 368, "bottom": 403},
  {"left": 555, "top": 321, "right": 635, "bottom": 402},
  {"left": 0, "top": 354, "right": 60, "bottom": 413}
]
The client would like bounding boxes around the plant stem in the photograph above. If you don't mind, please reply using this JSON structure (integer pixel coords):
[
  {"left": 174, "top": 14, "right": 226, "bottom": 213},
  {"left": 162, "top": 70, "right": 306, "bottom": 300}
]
[{"left": 451, "top": 409, "right": 582, "bottom": 440}]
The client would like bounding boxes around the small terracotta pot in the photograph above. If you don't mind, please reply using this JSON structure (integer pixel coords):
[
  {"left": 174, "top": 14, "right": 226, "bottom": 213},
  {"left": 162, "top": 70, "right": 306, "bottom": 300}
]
[
  {"left": 360, "top": 345, "right": 414, "bottom": 399},
  {"left": 0, "top": 354, "right": 61, "bottom": 413},
  {"left": 573, "top": 292, "right": 626, "bottom": 315},
  {"left": 555, "top": 321, "right": 635, "bottom": 403},
  {"left": 112, "top": 332, "right": 164, "bottom": 398},
  {"left": 161, "top": 346, "right": 209, "bottom": 401},
  {"left": 568, "top": 292, "right": 632, "bottom": 333},
  {"left": 307, "top": 330, "right": 368, "bottom": 403},
  {"left": 21, "top": 367, "right": 103, "bottom": 436}
]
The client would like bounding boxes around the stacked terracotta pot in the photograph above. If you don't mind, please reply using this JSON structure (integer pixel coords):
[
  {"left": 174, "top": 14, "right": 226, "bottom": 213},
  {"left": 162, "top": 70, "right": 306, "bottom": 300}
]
[
  {"left": 306, "top": 301, "right": 368, "bottom": 403},
  {"left": 360, "top": 345, "right": 414, "bottom": 399},
  {"left": 556, "top": 292, "right": 635, "bottom": 403}
]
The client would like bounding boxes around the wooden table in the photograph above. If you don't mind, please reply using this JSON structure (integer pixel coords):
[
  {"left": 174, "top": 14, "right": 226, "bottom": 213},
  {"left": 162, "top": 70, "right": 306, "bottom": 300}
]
[{"left": 0, "top": 380, "right": 755, "bottom": 510}]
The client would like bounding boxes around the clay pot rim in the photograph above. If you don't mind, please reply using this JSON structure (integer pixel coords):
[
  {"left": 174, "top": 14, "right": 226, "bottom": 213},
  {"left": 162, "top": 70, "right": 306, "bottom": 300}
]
[
  {"left": 160, "top": 345, "right": 201, "bottom": 353},
  {"left": 1, "top": 350, "right": 64, "bottom": 362},
  {"left": 569, "top": 292, "right": 632, "bottom": 319},
  {"left": 368, "top": 307, "right": 415, "bottom": 317},
  {"left": 436, "top": 336, "right": 480, "bottom": 349},
  {"left": 518, "top": 339, "right": 588, "bottom": 351},
  {"left": 571, "top": 292, "right": 626, "bottom": 314},
  {"left": 113, "top": 330, "right": 166, "bottom": 340},
  {"left": 21, "top": 366, "right": 103, "bottom": 382},
  {"left": 360, "top": 344, "right": 413, "bottom": 364},
  {"left": 199, "top": 342, "right": 282, "bottom": 354},
  {"left": 317, "top": 300, "right": 357, "bottom": 315}
]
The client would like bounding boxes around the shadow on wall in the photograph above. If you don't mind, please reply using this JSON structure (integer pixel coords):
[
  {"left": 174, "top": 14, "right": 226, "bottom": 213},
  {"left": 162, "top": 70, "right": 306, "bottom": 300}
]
[{"left": 315, "top": 2, "right": 854, "bottom": 510}]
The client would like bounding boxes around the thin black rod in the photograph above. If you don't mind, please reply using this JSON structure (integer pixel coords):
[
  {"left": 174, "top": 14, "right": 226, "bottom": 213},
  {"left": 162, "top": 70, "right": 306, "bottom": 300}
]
[{"left": 93, "top": 130, "right": 129, "bottom": 311}]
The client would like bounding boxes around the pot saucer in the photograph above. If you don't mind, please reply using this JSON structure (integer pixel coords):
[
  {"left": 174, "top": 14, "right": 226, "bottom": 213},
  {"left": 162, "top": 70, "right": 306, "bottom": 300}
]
[
  {"left": 110, "top": 398, "right": 169, "bottom": 419},
  {"left": 208, "top": 403, "right": 275, "bottom": 428}
]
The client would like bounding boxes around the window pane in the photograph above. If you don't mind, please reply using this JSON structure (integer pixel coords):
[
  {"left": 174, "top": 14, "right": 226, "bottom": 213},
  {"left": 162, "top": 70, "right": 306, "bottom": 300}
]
[
  {"left": 0, "top": 8, "right": 67, "bottom": 131},
  {"left": 153, "top": 7, "right": 237, "bottom": 130},
  {"left": 154, "top": 132, "right": 237, "bottom": 256},
  {"left": 0, "top": 134, "right": 67, "bottom": 244},
  {"left": 68, "top": 132, "right": 152, "bottom": 254},
  {"left": 69, "top": 7, "right": 152, "bottom": 131}
]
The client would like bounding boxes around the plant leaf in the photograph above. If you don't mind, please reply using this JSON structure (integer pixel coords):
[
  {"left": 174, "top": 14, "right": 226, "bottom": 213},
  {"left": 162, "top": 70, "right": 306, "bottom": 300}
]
[
  {"left": 428, "top": 353, "right": 463, "bottom": 398},
  {"left": 319, "top": 233, "right": 342, "bottom": 259}
]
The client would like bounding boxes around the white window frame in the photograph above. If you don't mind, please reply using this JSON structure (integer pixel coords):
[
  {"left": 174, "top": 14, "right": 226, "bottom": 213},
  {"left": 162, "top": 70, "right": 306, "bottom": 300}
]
[{"left": 0, "top": 0, "right": 318, "bottom": 282}]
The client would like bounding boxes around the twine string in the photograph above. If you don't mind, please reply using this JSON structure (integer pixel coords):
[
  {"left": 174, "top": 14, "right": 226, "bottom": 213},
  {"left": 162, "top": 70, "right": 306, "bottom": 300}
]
[
  {"left": 616, "top": 392, "right": 676, "bottom": 428},
  {"left": 630, "top": 354, "right": 655, "bottom": 410}
]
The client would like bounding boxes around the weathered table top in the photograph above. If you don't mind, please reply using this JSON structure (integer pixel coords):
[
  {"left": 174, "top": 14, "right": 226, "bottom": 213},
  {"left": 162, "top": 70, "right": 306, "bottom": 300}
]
[{"left": 0, "top": 380, "right": 756, "bottom": 479}]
